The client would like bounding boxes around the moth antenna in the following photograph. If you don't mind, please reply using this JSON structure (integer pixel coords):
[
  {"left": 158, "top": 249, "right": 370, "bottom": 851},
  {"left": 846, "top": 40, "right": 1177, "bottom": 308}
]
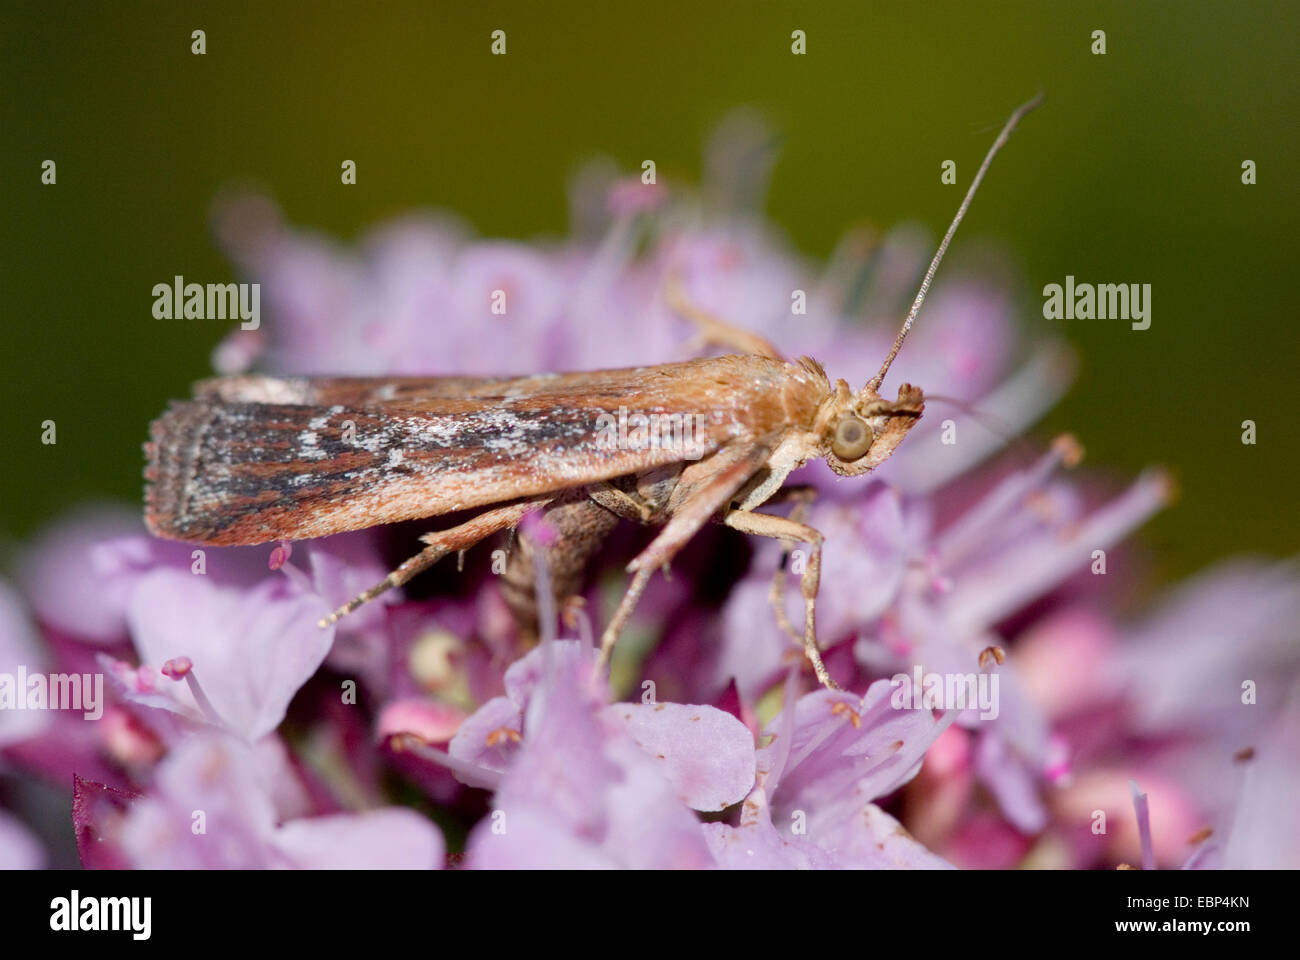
[{"left": 867, "top": 93, "right": 1043, "bottom": 393}]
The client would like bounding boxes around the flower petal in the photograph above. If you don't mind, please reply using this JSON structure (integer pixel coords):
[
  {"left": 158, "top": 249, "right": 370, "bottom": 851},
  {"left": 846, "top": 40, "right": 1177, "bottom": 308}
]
[
  {"left": 604, "top": 702, "right": 755, "bottom": 812},
  {"left": 273, "top": 808, "right": 444, "bottom": 869}
]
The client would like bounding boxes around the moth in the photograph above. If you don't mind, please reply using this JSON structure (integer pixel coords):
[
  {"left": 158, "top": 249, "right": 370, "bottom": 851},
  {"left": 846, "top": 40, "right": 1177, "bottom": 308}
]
[{"left": 145, "top": 96, "right": 1041, "bottom": 689}]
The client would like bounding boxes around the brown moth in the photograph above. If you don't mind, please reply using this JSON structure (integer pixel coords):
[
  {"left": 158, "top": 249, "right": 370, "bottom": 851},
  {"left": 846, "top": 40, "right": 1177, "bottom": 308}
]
[{"left": 144, "top": 96, "right": 1042, "bottom": 689}]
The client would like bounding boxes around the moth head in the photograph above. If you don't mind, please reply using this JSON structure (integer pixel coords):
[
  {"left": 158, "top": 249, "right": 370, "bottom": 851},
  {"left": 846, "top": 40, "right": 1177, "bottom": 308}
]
[{"left": 820, "top": 379, "right": 925, "bottom": 477}]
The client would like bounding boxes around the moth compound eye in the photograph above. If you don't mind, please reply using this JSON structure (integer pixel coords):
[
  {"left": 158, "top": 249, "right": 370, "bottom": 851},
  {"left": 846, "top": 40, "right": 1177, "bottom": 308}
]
[{"left": 831, "top": 416, "right": 873, "bottom": 460}]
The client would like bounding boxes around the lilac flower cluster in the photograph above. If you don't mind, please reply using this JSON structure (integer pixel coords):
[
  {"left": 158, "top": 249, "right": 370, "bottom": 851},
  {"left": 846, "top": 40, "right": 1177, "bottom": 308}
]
[{"left": 2, "top": 125, "right": 1296, "bottom": 869}]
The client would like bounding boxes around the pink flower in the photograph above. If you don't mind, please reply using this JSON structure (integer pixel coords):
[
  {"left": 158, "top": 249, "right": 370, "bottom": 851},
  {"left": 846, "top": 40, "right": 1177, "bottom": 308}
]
[
  {"left": 104, "top": 562, "right": 335, "bottom": 742},
  {"left": 459, "top": 641, "right": 746, "bottom": 868},
  {"left": 705, "top": 677, "right": 955, "bottom": 868},
  {"left": 0, "top": 809, "right": 44, "bottom": 870},
  {"left": 113, "top": 733, "right": 443, "bottom": 868},
  {"left": 2, "top": 108, "right": 1292, "bottom": 873}
]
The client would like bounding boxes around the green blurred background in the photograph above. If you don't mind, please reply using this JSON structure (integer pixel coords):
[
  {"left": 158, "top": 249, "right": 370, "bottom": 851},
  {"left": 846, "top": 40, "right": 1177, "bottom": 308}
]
[{"left": 2, "top": 1, "right": 1296, "bottom": 585}]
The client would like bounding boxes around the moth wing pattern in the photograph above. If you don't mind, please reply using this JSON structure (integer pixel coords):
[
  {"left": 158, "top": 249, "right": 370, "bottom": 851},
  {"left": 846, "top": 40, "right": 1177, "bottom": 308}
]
[
  {"left": 145, "top": 356, "right": 814, "bottom": 547},
  {"left": 146, "top": 396, "right": 691, "bottom": 546}
]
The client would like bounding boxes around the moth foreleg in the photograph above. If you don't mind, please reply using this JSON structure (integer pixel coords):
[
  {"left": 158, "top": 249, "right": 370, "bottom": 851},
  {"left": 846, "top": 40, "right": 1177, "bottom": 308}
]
[
  {"left": 722, "top": 508, "right": 837, "bottom": 691},
  {"left": 318, "top": 497, "right": 552, "bottom": 629}
]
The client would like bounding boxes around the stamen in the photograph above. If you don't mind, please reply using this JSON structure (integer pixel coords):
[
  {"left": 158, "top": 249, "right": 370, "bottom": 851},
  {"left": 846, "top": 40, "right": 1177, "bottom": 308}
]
[
  {"left": 268, "top": 540, "right": 292, "bottom": 570},
  {"left": 1052, "top": 433, "right": 1084, "bottom": 468},
  {"left": 944, "top": 469, "right": 1173, "bottom": 634},
  {"left": 1129, "top": 779, "right": 1156, "bottom": 871},
  {"left": 485, "top": 727, "right": 523, "bottom": 747},
  {"left": 518, "top": 511, "right": 562, "bottom": 647},
  {"left": 389, "top": 732, "right": 503, "bottom": 792},
  {"left": 830, "top": 701, "right": 862, "bottom": 729},
  {"left": 1221, "top": 744, "right": 1258, "bottom": 866},
  {"left": 161, "top": 656, "right": 226, "bottom": 727},
  {"left": 937, "top": 433, "right": 1081, "bottom": 568},
  {"left": 565, "top": 596, "right": 595, "bottom": 650},
  {"left": 1187, "top": 826, "right": 1214, "bottom": 846}
]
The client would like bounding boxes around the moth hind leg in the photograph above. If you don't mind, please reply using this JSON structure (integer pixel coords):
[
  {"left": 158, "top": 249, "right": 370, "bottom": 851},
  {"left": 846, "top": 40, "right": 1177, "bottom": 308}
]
[{"left": 318, "top": 498, "right": 551, "bottom": 629}]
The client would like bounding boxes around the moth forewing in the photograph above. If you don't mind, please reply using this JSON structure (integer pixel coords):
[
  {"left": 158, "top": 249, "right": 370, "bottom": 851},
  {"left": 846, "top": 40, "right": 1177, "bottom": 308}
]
[
  {"left": 144, "top": 354, "right": 814, "bottom": 546},
  {"left": 144, "top": 395, "right": 626, "bottom": 545}
]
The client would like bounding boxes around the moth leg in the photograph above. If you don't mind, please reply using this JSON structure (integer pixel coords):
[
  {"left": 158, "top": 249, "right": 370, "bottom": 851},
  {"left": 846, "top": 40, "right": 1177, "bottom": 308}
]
[
  {"left": 597, "top": 441, "right": 773, "bottom": 669},
  {"left": 722, "top": 509, "right": 837, "bottom": 691},
  {"left": 560, "top": 595, "right": 587, "bottom": 630},
  {"left": 596, "top": 567, "right": 655, "bottom": 669},
  {"left": 756, "top": 485, "right": 819, "bottom": 643},
  {"left": 588, "top": 482, "right": 653, "bottom": 522},
  {"left": 319, "top": 498, "right": 551, "bottom": 628},
  {"left": 664, "top": 275, "right": 785, "bottom": 361}
]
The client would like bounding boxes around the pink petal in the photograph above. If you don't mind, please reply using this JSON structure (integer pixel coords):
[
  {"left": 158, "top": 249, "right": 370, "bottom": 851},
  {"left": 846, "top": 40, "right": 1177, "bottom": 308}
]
[{"left": 604, "top": 702, "right": 755, "bottom": 812}]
